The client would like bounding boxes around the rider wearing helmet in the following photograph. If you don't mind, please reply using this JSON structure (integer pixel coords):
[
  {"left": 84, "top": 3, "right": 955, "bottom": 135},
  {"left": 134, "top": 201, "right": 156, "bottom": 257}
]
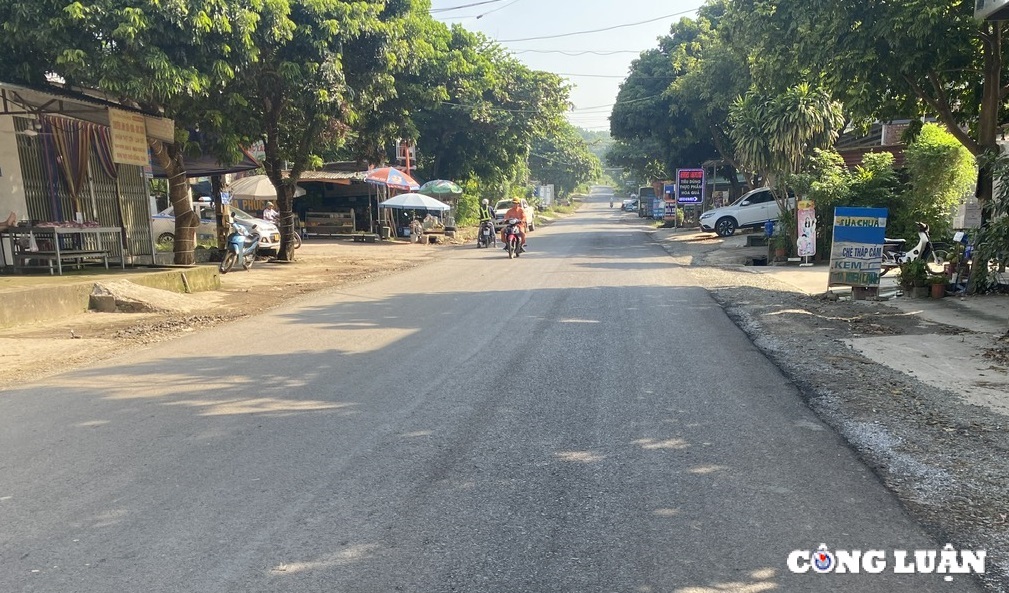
[
  {"left": 479, "top": 198, "right": 495, "bottom": 222},
  {"left": 501, "top": 197, "right": 527, "bottom": 247}
]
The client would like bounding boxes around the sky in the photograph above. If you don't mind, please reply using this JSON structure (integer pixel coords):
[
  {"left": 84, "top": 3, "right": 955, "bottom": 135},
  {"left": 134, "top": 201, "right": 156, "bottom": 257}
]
[{"left": 429, "top": 0, "right": 701, "bottom": 133}]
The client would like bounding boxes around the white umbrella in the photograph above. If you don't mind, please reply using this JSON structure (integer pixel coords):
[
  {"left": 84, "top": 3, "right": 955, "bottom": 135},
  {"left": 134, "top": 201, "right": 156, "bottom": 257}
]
[
  {"left": 228, "top": 174, "right": 305, "bottom": 200},
  {"left": 378, "top": 192, "right": 451, "bottom": 211}
]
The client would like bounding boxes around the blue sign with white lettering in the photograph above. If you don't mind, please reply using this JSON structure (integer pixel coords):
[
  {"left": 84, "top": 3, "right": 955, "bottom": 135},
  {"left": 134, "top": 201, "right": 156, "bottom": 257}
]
[{"left": 829, "top": 207, "right": 888, "bottom": 287}]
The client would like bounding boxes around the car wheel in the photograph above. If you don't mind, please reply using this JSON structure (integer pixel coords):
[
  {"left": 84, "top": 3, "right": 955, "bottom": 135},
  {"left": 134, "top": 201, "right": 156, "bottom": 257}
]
[
  {"left": 157, "top": 232, "right": 175, "bottom": 245},
  {"left": 715, "top": 217, "right": 737, "bottom": 237}
]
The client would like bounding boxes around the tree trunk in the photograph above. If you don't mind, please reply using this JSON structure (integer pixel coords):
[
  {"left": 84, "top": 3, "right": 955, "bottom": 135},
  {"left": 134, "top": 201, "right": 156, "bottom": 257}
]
[
  {"left": 149, "top": 139, "right": 196, "bottom": 265},
  {"left": 968, "top": 24, "right": 1002, "bottom": 293}
]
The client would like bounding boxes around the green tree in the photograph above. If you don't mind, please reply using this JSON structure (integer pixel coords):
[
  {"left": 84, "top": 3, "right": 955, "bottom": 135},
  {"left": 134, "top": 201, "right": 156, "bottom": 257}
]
[
  {"left": 227, "top": 0, "right": 411, "bottom": 261},
  {"left": 729, "top": 83, "right": 845, "bottom": 241},
  {"left": 529, "top": 123, "right": 603, "bottom": 199},
  {"left": 902, "top": 122, "right": 977, "bottom": 240}
]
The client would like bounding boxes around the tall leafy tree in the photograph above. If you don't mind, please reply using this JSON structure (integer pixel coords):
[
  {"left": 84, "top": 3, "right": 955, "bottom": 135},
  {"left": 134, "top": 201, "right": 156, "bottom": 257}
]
[
  {"left": 529, "top": 122, "right": 603, "bottom": 199},
  {"left": 224, "top": 0, "right": 411, "bottom": 261}
]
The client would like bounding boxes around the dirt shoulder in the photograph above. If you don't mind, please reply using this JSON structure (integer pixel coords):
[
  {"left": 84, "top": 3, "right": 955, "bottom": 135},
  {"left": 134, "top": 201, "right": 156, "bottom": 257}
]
[
  {"left": 0, "top": 240, "right": 448, "bottom": 389},
  {"left": 652, "top": 229, "right": 1009, "bottom": 592}
]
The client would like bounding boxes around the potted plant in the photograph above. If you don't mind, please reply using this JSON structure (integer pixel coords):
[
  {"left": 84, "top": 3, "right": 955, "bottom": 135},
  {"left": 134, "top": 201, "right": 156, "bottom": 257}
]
[
  {"left": 771, "top": 233, "right": 790, "bottom": 260},
  {"left": 899, "top": 259, "right": 929, "bottom": 298},
  {"left": 928, "top": 274, "right": 948, "bottom": 298}
]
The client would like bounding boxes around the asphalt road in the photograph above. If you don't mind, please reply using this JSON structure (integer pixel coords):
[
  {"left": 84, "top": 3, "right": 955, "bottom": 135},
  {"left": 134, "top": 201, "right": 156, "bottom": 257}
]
[{"left": 0, "top": 197, "right": 983, "bottom": 592}]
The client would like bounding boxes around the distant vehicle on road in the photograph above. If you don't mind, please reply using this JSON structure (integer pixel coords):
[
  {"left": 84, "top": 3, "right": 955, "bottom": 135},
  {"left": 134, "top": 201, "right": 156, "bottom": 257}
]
[{"left": 622, "top": 199, "right": 638, "bottom": 212}]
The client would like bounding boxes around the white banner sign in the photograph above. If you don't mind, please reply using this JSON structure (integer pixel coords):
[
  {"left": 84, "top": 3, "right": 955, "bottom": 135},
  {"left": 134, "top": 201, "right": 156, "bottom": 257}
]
[{"left": 109, "top": 108, "right": 150, "bottom": 166}]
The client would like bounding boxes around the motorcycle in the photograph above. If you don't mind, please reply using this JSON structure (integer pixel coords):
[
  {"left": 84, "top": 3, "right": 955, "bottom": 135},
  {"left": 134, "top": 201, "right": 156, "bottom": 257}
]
[
  {"left": 880, "top": 221, "right": 940, "bottom": 275},
  {"left": 503, "top": 218, "right": 525, "bottom": 259},
  {"left": 476, "top": 219, "right": 496, "bottom": 248},
  {"left": 609, "top": 199, "right": 614, "bottom": 208},
  {"left": 220, "top": 221, "right": 261, "bottom": 274}
]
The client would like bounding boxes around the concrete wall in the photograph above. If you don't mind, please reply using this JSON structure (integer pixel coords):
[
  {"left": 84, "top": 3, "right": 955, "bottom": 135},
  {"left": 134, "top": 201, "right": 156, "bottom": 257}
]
[{"left": 0, "top": 266, "right": 221, "bottom": 328}]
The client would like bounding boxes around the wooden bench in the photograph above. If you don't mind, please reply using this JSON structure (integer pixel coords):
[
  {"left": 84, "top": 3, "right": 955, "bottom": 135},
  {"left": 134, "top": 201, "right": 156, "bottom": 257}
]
[{"left": 15, "top": 250, "right": 109, "bottom": 275}]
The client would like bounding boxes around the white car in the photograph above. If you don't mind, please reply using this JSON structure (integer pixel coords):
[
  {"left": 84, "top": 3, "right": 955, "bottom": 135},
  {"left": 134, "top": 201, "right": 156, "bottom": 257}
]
[
  {"left": 493, "top": 198, "right": 535, "bottom": 231},
  {"left": 699, "top": 188, "right": 792, "bottom": 237},
  {"left": 151, "top": 203, "right": 283, "bottom": 253}
]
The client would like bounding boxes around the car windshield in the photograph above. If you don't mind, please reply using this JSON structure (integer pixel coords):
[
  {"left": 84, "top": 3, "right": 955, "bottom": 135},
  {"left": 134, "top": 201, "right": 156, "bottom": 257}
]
[
  {"left": 231, "top": 207, "right": 255, "bottom": 221},
  {"left": 495, "top": 201, "right": 512, "bottom": 210}
]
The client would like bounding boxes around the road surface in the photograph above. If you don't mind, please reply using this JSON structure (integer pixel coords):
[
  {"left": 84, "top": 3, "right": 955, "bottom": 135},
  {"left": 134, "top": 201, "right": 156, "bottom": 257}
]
[{"left": 0, "top": 197, "right": 983, "bottom": 592}]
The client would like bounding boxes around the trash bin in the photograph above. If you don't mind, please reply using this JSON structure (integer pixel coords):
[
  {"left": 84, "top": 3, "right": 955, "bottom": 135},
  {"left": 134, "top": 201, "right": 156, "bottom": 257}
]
[
  {"left": 764, "top": 220, "right": 775, "bottom": 237},
  {"left": 380, "top": 226, "right": 391, "bottom": 240}
]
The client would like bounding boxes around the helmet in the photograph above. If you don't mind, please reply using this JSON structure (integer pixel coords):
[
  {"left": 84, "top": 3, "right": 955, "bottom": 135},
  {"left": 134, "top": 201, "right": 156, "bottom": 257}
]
[
  {"left": 266, "top": 202, "right": 275, "bottom": 207},
  {"left": 511, "top": 198, "right": 521, "bottom": 204},
  {"left": 482, "top": 198, "right": 489, "bottom": 205}
]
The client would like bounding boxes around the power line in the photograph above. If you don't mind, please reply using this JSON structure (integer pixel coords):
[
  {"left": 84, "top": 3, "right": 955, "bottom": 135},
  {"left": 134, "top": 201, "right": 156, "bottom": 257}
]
[
  {"left": 496, "top": 8, "right": 700, "bottom": 42},
  {"left": 429, "top": 0, "right": 509, "bottom": 13},
  {"left": 512, "top": 49, "right": 645, "bottom": 55},
  {"left": 474, "top": 0, "right": 522, "bottom": 18}
]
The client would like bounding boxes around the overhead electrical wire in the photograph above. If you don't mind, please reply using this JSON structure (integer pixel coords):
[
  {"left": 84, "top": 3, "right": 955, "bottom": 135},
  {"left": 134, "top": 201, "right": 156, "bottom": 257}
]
[
  {"left": 496, "top": 8, "right": 700, "bottom": 42},
  {"left": 429, "top": 0, "right": 509, "bottom": 13},
  {"left": 511, "top": 49, "right": 643, "bottom": 56}
]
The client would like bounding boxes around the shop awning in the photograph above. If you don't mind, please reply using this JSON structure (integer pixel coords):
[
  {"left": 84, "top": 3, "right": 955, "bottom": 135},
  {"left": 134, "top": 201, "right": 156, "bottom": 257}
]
[{"left": 149, "top": 148, "right": 261, "bottom": 179}]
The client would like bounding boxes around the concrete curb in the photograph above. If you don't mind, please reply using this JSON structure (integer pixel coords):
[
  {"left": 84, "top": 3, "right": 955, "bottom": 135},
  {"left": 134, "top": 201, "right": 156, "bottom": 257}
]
[{"left": 0, "top": 266, "right": 220, "bottom": 328}]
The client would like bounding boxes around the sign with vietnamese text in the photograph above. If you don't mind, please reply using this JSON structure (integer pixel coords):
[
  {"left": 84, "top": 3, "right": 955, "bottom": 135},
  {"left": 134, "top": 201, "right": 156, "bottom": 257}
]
[
  {"left": 144, "top": 115, "right": 175, "bottom": 142},
  {"left": 797, "top": 200, "right": 816, "bottom": 257},
  {"left": 652, "top": 198, "right": 664, "bottom": 218},
  {"left": 108, "top": 108, "right": 149, "bottom": 166},
  {"left": 828, "top": 207, "right": 887, "bottom": 288},
  {"left": 676, "top": 168, "right": 704, "bottom": 204},
  {"left": 664, "top": 201, "right": 678, "bottom": 221}
]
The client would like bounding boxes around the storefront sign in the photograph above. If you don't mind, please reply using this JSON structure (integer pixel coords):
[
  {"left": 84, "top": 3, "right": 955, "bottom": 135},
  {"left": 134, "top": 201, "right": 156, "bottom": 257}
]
[
  {"left": 676, "top": 168, "right": 704, "bottom": 204},
  {"left": 652, "top": 198, "right": 664, "bottom": 218},
  {"left": 108, "top": 108, "right": 150, "bottom": 166},
  {"left": 144, "top": 115, "right": 175, "bottom": 142},
  {"left": 828, "top": 207, "right": 887, "bottom": 288},
  {"left": 663, "top": 201, "right": 677, "bottom": 221},
  {"left": 797, "top": 200, "right": 816, "bottom": 257}
]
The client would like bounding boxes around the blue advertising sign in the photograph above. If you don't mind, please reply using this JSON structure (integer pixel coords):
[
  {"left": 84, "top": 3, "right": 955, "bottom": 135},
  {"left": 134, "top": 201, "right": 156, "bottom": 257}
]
[
  {"left": 828, "top": 207, "right": 888, "bottom": 287},
  {"left": 676, "top": 169, "right": 705, "bottom": 204},
  {"left": 663, "top": 184, "right": 676, "bottom": 199},
  {"left": 652, "top": 198, "right": 664, "bottom": 219}
]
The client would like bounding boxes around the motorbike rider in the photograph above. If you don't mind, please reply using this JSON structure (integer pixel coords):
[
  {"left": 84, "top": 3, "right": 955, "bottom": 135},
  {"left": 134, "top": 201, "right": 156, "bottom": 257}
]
[
  {"left": 262, "top": 201, "right": 279, "bottom": 224},
  {"left": 478, "top": 198, "right": 496, "bottom": 246},
  {"left": 500, "top": 197, "right": 527, "bottom": 249}
]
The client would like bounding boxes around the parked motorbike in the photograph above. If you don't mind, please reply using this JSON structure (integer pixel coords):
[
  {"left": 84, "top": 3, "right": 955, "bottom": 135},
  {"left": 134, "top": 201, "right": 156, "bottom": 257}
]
[
  {"left": 503, "top": 218, "right": 525, "bottom": 259},
  {"left": 220, "top": 221, "right": 261, "bottom": 274},
  {"left": 880, "top": 221, "right": 940, "bottom": 275},
  {"left": 476, "top": 219, "right": 496, "bottom": 248}
]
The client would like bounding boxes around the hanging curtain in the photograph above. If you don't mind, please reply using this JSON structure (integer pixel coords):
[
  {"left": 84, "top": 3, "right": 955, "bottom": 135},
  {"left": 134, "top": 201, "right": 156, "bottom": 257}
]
[
  {"left": 91, "top": 125, "right": 119, "bottom": 179},
  {"left": 38, "top": 117, "right": 64, "bottom": 221},
  {"left": 44, "top": 115, "right": 95, "bottom": 216}
]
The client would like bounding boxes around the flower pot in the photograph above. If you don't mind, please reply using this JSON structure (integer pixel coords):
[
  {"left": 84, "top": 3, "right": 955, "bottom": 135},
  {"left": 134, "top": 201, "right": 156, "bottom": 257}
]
[
  {"left": 911, "top": 286, "right": 930, "bottom": 299},
  {"left": 931, "top": 282, "right": 946, "bottom": 298}
]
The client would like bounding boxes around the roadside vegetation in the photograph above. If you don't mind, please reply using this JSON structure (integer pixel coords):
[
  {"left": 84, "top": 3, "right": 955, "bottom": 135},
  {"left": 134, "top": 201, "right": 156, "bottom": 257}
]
[{"left": 608, "top": 0, "right": 1006, "bottom": 292}]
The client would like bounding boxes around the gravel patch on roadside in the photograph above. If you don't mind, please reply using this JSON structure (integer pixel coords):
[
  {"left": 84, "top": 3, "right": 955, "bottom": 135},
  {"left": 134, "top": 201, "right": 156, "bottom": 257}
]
[{"left": 681, "top": 263, "right": 1009, "bottom": 592}]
